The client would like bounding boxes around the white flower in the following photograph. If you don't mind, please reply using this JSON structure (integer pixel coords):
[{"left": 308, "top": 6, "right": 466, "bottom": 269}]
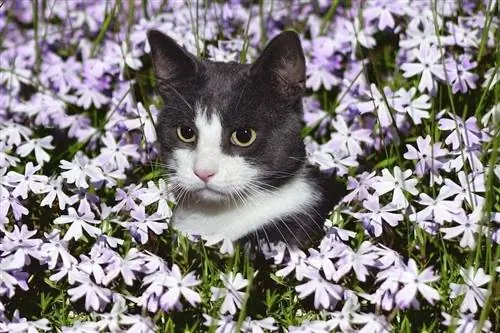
[
  {"left": 295, "top": 269, "right": 343, "bottom": 309},
  {"left": 395, "top": 259, "right": 440, "bottom": 308},
  {"left": 53, "top": 207, "right": 102, "bottom": 241},
  {"left": 211, "top": 272, "right": 249, "bottom": 315},
  {"left": 450, "top": 267, "right": 491, "bottom": 314},
  {"left": 60, "top": 152, "right": 106, "bottom": 189},
  {"left": 6, "top": 162, "right": 48, "bottom": 199},
  {"left": 96, "top": 132, "right": 140, "bottom": 170},
  {"left": 392, "top": 87, "right": 431, "bottom": 125},
  {"left": 335, "top": 241, "right": 379, "bottom": 282},
  {"left": 123, "top": 102, "right": 157, "bottom": 143},
  {"left": 356, "top": 84, "right": 394, "bottom": 128},
  {"left": 371, "top": 166, "right": 419, "bottom": 209},
  {"left": 16, "top": 135, "right": 54, "bottom": 165}
]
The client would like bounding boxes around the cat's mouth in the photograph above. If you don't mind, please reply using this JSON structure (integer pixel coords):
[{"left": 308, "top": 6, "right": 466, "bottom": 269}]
[{"left": 193, "top": 185, "right": 229, "bottom": 201}]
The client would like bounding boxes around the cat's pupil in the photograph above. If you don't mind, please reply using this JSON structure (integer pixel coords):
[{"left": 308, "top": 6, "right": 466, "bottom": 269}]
[
  {"left": 235, "top": 128, "right": 252, "bottom": 143},
  {"left": 180, "top": 126, "right": 194, "bottom": 139}
]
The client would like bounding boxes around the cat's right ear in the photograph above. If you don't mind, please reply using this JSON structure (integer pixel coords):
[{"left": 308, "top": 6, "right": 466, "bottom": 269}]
[{"left": 147, "top": 30, "right": 199, "bottom": 92}]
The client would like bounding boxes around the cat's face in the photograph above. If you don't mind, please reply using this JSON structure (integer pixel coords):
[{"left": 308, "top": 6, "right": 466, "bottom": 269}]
[{"left": 148, "top": 31, "right": 306, "bottom": 204}]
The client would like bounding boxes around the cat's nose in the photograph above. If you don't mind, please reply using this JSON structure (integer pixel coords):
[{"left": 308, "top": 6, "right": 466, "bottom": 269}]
[{"left": 194, "top": 169, "right": 216, "bottom": 183}]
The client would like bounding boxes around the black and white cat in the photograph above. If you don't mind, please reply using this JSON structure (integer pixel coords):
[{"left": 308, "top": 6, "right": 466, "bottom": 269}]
[{"left": 147, "top": 30, "right": 343, "bottom": 246}]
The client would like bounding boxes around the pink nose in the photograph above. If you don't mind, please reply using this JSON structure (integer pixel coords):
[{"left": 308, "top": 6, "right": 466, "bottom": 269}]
[{"left": 194, "top": 169, "right": 216, "bottom": 182}]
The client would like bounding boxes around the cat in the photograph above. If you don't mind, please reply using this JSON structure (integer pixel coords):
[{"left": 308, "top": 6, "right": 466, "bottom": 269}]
[{"left": 147, "top": 29, "right": 344, "bottom": 247}]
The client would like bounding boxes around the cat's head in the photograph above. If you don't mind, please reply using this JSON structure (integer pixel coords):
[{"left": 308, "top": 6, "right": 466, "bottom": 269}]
[{"left": 148, "top": 30, "right": 306, "bottom": 204}]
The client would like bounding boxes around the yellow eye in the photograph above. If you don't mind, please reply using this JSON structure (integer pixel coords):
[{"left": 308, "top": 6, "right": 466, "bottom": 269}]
[
  {"left": 231, "top": 128, "right": 256, "bottom": 147},
  {"left": 177, "top": 126, "right": 196, "bottom": 143}
]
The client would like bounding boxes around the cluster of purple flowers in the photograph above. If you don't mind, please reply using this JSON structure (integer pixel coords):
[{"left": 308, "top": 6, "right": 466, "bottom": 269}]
[{"left": 0, "top": 0, "right": 498, "bottom": 332}]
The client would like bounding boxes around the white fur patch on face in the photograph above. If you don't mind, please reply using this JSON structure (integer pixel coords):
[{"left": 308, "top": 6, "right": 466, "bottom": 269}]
[
  {"left": 172, "top": 173, "right": 319, "bottom": 241},
  {"left": 170, "top": 105, "right": 259, "bottom": 202}
]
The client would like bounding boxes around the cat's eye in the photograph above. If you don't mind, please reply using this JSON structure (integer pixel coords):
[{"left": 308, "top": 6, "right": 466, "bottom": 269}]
[
  {"left": 230, "top": 128, "right": 256, "bottom": 147},
  {"left": 177, "top": 126, "right": 196, "bottom": 143}
]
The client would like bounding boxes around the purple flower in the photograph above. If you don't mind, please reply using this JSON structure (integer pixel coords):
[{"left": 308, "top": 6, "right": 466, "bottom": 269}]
[
  {"left": 67, "top": 275, "right": 112, "bottom": 312},
  {"left": 403, "top": 135, "right": 448, "bottom": 179},
  {"left": 295, "top": 269, "right": 343, "bottom": 309},
  {"left": 40, "top": 230, "right": 77, "bottom": 269},
  {"left": 438, "top": 114, "right": 481, "bottom": 150},
  {"left": 0, "top": 225, "right": 43, "bottom": 266},
  {"left": 53, "top": 207, "right": 102, "bottom": 241},
  {"left": 118, "top": 205, "right": 168, "bottom": 244},
  {"left": 363, "top": 0, "right": 407, "bottom": 31},
  {"left": 400, "top": 42, "right": 446, "bottom": 94},
  {"left": 103, "top": 248, "right": 145, "bottom": 286},
  {"left": 444, "top": 55, "right": 479, "bottom": 94},
  {"left": 40, "top": 176, "right": 76, "bottom": 210},
  {"left": 357, "top": 195, "right": 403, "bottom": 237},
  {"left": 15, "top": 135, "right": 54, "bottom": 166},
  {"left": 335, "top": 241, "right": 379, "bottom": 282}
]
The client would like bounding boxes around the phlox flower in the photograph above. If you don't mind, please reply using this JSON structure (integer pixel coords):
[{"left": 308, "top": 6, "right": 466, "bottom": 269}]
[
  {"left": 442, "top": 171, "right": 485, "bottom": 209},
  {"left": 120, "top": 314, "right": 155, "bottom": 333},
  {"left": 210, "top": 272, "right": 249, "bottom": 315},
  {"left": 438, "top": 114, "right": 481, "bottom": 150},
  {"left": 6, "top": 162, "right": 48, "bottom": 199},
  {"left": 328, "top": 116, "right": 373, "bottom": 157},
  {"left": 482, "top": 67, "right": 499, "bottom": 91},
  {"left": 40, "top": 230, "right": 77, "bottom": 269},
  {"left": 442, "top": 312, "right": 492, "bottom": 333},
  {"left": 400, "top": 42, "right": 446, "bottom": 94},
  {"left": 392, "top": 87, "right": 431, "bottom": 125},
  {"left": 112, "top": 183, "right": 144, "bottom": 213},
  {"left": 0, "top": 251, "right": 28, "bottom": 298},
  {"left": 371, "top": 166, "right": 419, "bottom": 209},
  {"left": 310, "top": 146, "right": 358, "bottom": 177},
  {"left": 118, "top": 205, "right": 168, "bottom": 244},
  {"left": 351, "top": 313, "right": 392, "bottom": 333},
  {"left": 403, "top": 135, "right": 448, "bottom": 180},
  {"left": 2, "top": 310, "right": 51, "bottom": 333},
  {"left": 444, "top": 20, "right": 480, "bottom": 48},
  {"left": 358, "top": 195, "right": 403, "bottom": 237},
  {"left": 0, "top": 189, "right": 29, "bottom": 221},
  {"left": 341, "top": 17, "right": 376, "bottom": 51},
  {"left": 95, "top": 295, "right": 127, "bottom": 332},
  {"left": 78, "top": 251, "right": 112, "bottom": 285},
  {"left": 335, "top": 241, "right": 379, "bottom": 282},
  {"left": 441, "top": 209, "right": 483, "bottom": 249},
  {"left": 0, "top": 225, "right": 43, "bottom": 266},
  {"left": 40, "top": 176, "right": 76, "bottom": 210},
  {"left": 444, "top": 55, "right": 479, "bottom": 94},
  {"left": 450, "top": 267, "right": 491, "bottom": 314},
  {"left": 410, "top": 187, "right": 462, "bottom": 224},
  {"left": 122, "top": 102, "right": 157, "bottom": 143},
  {"left": 140, "top": 264, "right": 201, "bottom": 312},
  {"left": 139, "top": 179, "right": 174, "bottom": 218},
  {"left": 295, "top": 269, "right": 343, "bottom": 309},
  {"left": 67, "top": 275, "right": 112, "bottom": 311},
  {"left": 326, "top": 292, "right": 360, "bottom": 332},
  {"left": 203, "top": 314, "right": 237, "bottom": 333},
  {"left": 103, "top": 248, "right": 145, "bottom": 286},
  {"left": 363, "top": 0, "right": 407, "bottom": 31},
  {"left": 343, "top": 171, "right": 377, "bottom": 203},
  {"left": 399, "top": 16, "right": 439, "bottom": 50},
  {"left": 59, "top": 152, "right": 106, "bottom": 189},
  {"left": 240, "top": 317, "right": 278, "bottom": 332},
  {"left": 447, "top": 144, "right": 484, "bottom": 172},
  {"left": 306, "top": 60, "right": 340, "bottom": 91},
  {"left": 53, "top": 207, "right": 102, "bottom": 241},
  {"left": 0, "top": 141, "right": 20, "bottom": 168},
  {"left": 15, "top": 135, "right": 54, "bottom": 165},
  {"left": 96, "top": 132, "right": 140, "bottom": 170},
  {"left": 356, "top": 84, "right": 394, "bottom": 128},
  {"left": 275, "top": 248, "right": 310, "bottom": 281},
  {"left": 395, "top": 259, "right": 440, "bottom": 308},
  {"left": 306, "top": 241, "right": 339, "bottom": 280}
]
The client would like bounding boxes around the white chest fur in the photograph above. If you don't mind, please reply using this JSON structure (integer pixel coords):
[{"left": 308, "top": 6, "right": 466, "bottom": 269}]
[{"left": 171, "top": 175, "right": 318, "bottom": 241}]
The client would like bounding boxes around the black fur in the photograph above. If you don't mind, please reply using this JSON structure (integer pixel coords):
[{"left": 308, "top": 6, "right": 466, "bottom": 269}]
[{"left": 148, "top": 30, "right": 344, "bottom": 247}]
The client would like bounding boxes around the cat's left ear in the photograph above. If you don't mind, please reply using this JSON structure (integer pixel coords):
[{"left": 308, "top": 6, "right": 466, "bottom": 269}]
[{"left": 250, "top": 31, "right": 306, "bottom": 96}]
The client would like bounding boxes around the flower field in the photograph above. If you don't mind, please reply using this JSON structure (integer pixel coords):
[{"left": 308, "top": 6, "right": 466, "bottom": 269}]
[{"left": 0, "top": 0, "right": 499, "bottom": 332}]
